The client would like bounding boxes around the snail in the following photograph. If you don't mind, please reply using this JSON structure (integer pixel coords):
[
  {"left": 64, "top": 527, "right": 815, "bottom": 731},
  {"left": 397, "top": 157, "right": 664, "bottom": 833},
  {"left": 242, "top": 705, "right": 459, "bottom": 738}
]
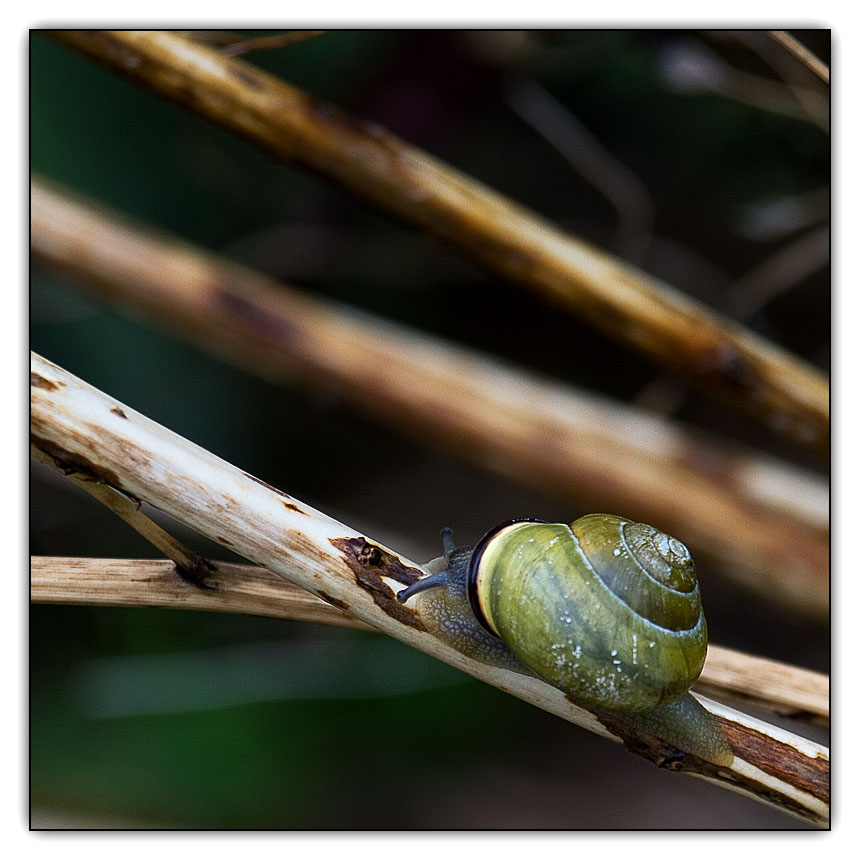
[{"left": 397, "top": 514, "right": 733, "bottom": 766}]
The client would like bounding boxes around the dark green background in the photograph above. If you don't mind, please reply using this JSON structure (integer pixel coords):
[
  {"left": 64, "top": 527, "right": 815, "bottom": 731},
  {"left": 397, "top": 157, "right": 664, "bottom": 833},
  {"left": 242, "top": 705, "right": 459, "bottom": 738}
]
[{"left": 30, "top": 30, "right": 829, "bottom": 829}]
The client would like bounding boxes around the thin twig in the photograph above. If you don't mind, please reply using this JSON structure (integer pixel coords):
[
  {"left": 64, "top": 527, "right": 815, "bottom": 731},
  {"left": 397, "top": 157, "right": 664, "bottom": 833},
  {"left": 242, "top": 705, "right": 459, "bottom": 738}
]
[
  {"left": 662, "top": 36, "right": 828, "bottom": 132},
  {"left": 723, "top": 225, "right": 830, "bottom": 319},
  {"left": 30, "top": 446, "right": 200, "bottom": 572},
  {"left": 29, "top": 352, "right": 829, "bottom": 826},
  {"left": 30, "top": 555, "right": 829, "bottom": 727},
  {"left": 220, "top": 30, "right": 326, "bottom": 57},
  {"left": 632, "top": 222, "right": 829, "bottom": 418},
  {"left": 49, "top": 29, "right": 830, "bottom": 454},
  {"left": 30, "top": 178, "right": 830, "bottom": 620},
  {"left": 505, "top": 76, "right": 655, "bottom": 263},
  {"left": 714, "top": 31, "right": 829, "bottom": 132},
  {"left": 768, "top": 30, "right": 830, "bottom": 85}
]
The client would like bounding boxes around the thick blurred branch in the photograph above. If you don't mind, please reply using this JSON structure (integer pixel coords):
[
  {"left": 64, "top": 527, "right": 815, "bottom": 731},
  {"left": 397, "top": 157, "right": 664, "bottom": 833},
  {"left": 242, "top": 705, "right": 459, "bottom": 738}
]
[
  {"left": 30, "top": 555, "right": 829, "bottom": 728},
  {"left": 50, "top": 29, "right": 829, "bottom": 454},
  {"left": 28, "top": 354, "right": 830, "bottom": 825},
  {"left": 31, "top": 179, "right": 829, "bottom": 619}
]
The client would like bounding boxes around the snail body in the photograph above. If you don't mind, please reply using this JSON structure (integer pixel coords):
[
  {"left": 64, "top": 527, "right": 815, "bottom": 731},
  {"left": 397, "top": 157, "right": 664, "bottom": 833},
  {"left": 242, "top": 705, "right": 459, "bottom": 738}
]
[{"left": 397, "top": 514, "right": 733, "bottom": 766}]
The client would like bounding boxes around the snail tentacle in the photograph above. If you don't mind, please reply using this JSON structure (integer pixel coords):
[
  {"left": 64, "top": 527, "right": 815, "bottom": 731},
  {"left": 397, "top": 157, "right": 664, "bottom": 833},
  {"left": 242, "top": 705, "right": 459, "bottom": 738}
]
[{"left": 396, "top": 570, "right": 450, "bottom": 604}]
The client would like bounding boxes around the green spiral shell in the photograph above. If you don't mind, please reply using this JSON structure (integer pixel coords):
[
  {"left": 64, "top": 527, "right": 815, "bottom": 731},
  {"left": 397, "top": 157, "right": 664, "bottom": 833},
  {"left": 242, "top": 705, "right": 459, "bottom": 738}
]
[{"left": 472, "top": 515, "right": 706, "bottom": 712}]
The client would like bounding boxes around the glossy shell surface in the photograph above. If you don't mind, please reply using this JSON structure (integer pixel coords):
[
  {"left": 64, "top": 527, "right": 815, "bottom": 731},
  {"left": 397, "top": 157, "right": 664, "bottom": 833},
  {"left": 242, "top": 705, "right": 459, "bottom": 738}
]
[{"left": 471, "top": 514, "right": 707, "bottom": 712}]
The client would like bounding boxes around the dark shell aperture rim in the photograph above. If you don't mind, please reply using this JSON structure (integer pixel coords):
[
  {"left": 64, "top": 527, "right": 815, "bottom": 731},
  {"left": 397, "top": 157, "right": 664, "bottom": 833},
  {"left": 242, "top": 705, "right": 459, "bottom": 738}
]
[{"left": 465, "top": 518, "right": 549, "bottom": 637}]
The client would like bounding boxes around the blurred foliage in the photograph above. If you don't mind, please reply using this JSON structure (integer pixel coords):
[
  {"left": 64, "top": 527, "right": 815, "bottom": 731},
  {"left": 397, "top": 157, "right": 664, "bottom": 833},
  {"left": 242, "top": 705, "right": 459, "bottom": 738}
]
[{"left": 30, "top": 29, "right": 829, "bottom": 829}]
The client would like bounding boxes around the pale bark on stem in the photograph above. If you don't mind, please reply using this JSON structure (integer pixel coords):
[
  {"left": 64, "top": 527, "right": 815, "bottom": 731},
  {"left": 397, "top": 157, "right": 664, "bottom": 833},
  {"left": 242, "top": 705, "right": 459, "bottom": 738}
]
[
  {"left": 29, "top": 353, "right": 829, "bottom": 826},
  {"left": 31, "top": 178, "right": 830, "bottom": 620},
  {"left": 30, "top": 555, "right": 830, "bottom": 727},
  {"left": 50, "top": 29, "right": 829, "bottom": 454}
]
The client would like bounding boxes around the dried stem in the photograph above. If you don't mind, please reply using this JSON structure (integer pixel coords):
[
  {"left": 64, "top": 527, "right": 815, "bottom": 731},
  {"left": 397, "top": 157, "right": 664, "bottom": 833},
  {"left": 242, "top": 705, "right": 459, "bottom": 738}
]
[
  {"left": 49, "top": 29, "right": 829, "bottom": 453},
  {"left": 30, "top": 556, "right": 368, "bottom": 630},
  {"left": 30, "top": 446, "right": 200, "bottom": 571},
  {"left": 30, "top": 555, "right": 829, "bottom": 728},
  {"left": 31, "top": 178, "right": 829, "bottom": 619},
  {"left": 697, "top": 644, "right": 828, "bottom": 728},
  {"left": 30, "top": 352, "right": 829, "bottom": 826}
]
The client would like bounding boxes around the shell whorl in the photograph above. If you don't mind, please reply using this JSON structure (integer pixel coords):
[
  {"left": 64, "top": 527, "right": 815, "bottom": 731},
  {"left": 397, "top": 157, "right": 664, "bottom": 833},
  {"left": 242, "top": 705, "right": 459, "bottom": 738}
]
[
  {"left": 470, "top": 514, "right": 707, "bottom": 712},
  {"left": 571, "top": 514, "right": 701, "bottom": 632}
]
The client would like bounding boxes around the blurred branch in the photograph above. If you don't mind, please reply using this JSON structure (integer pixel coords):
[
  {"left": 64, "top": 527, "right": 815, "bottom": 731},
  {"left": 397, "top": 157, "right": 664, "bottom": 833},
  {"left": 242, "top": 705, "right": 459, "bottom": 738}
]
[
  {"left": 31, "top": 178, "right": 830, "bottom": 620},
  {"left": 181, "top": 30, "right": 329, "bottom": 55},
  {"left": 768, "top": 31, "right": 830, "bottom": 85},
  {"left": 28, "top": 354, "right": 829, "bottom": 826},
  {"left": 51, "top": 29, "right": 829, "bottom": 454},
  {"left": 633, "top": 217, "right": 828, "bottom": 420},
  {"left": 30, "top": 555, "right": 829, "bottom": 728},
  {"left": 660, "top": 36, "right": 828, "bottom": 132},
  {"left": 715, "top": 31, "right": 829, "bottom": 130},
  {"left": 736, "top": 188, "right": 829, "bottom": 242},
  {"left": 219, "top": 30, "right": 326, "bottom": 56},
  {"left": 504, "top": 76, "right": 655, "bottom": 263},
  {"left": 723, "top": 225, "right": 830, "bottom": 319}
]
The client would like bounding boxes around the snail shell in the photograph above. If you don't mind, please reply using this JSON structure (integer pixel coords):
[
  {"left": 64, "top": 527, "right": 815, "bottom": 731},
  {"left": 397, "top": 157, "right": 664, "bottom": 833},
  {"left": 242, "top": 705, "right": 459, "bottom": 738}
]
[{"left": 397, "top": 514, "right": 732, "bottom": 766}]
